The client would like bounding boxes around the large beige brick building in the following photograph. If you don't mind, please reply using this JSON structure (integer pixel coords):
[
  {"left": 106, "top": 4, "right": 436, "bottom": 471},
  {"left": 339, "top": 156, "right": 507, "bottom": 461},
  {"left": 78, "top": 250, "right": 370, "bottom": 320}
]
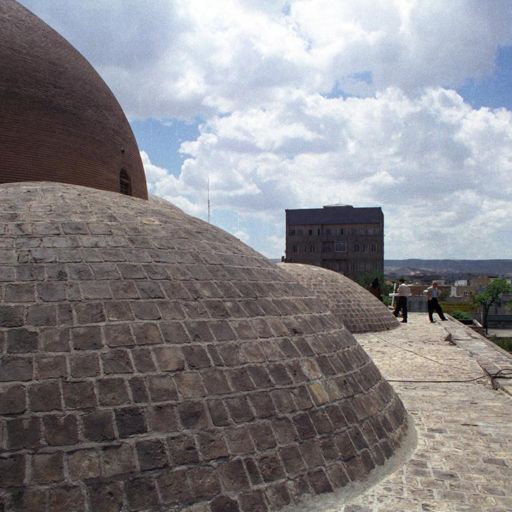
[{"left": 285, "top": 205, "right": 384, "bottom": 281}]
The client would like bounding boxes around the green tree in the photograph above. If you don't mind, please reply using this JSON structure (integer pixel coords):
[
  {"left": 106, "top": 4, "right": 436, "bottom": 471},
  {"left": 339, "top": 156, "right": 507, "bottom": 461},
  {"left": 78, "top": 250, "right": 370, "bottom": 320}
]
[{"left": 473, "top": 278, "right": 512, "bottom": 334}]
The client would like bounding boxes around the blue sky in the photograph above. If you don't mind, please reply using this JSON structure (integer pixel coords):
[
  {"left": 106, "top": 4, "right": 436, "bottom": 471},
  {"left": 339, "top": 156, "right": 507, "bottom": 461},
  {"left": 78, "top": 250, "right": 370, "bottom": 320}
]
[{"left": 20, "top": 0, "right": 512, "bottom": 259}]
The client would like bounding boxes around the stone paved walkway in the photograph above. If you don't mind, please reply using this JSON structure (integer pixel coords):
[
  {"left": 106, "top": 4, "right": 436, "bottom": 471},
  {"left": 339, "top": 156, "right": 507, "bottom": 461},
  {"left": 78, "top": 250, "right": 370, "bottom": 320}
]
[{"left": 339, "top": 314, "right": 512, "bottom": 512}]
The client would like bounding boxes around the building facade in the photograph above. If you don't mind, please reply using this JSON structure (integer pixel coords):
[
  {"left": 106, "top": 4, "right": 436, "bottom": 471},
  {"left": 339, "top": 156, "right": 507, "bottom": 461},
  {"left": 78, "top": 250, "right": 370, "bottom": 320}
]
[{"left": 285, "top": 205, "right": 384, "bottom": 280}]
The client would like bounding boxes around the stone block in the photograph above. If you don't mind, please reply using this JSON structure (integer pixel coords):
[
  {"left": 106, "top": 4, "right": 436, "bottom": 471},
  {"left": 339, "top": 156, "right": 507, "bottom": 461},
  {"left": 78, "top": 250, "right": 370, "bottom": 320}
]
[
  {"left": 43, "top": 414, "right": 79, "bottom": 446},
  {"left": 132, "top": 323, "right": 162, "bottom": 345},
  {"left": 29, "top": 381, "right": 62, "bottom": 411},
  {"left": 186, "top": 466, "right": 221, "bottom": 500},
  {"left": 239, "top": 491, "right": 269, "bottom": 512},
  {"left": 175, "top": 372, "right": 206, "bottom": 399},
  {"left": 7, "top": 417, "right": 41, "bottom": 449},
  {"left": 70, "top": 353, "right": 100, "bottom": 378},
  {"left": 98, "top": 378, "right": 130, "bottom": 406},
  {"left": 157, "top": 469, "right": 191, "bottom": 505},
  {"left": 125, "top": 476, "right": 160, "bottom": 510},
  {"left": 196, "top": 430, "right": 229, "bottom": 460},
  {"left": 218, "top": 459, "right": 250, "bottom": 491},
  {"left": 211, "top": 496, "right": 240, "bottom": 512},
  {"left": 5, "top": 283, "right": 35, "bottom": 302},
  {"left": 103, "top": 324, "right": 135, "bottom": 348},
  {"left": 178, "top": 401, "right": 209, "bottom": 429},
  {"left": 82, "top": 410, "right": 116, "bottom": 442},
  {"left": 167, "top": 433, "right": 199, "bottom": 465},
  {"left": 74, "top": 302, "right": 106, "bottom": 324},
  {"left": 146, "top": 374, "right": 178, "bottom": 401},
  {"left": 148, "top": 404, "right": 179, "bottom": 432},
  {"left": 0, "top": 305, "right": 24, "bottom": 327},
  {"left": 48, "top": 486, "right": 85, "bottom": 512},
  {"left": 132, "top": 348, "right": 156, "bottom": 372},
  {"left": 31, "top": 452, "right": 64, "bottom": 484},
  {"left": 0, "top": 454, "right": 25, "bottom": 487},
  {"left": 101, "top": 349, "right": 134, "bottom": 374},
  {"left": 225, "top": 396, "right": 255, "bottom": 423},
  {"left": 115, "top": 407, "right": 147, "bottom": 438},
  {"left": 207, "top": 399, "right": 230, "bottom": 427},
  {"left": 129, "top": 376, "right": 149, "bottom": 402},
  {"left": 87, "top": 481, "right": 124, "bottom": 512},
  {"left": 6, "top": 328, "right": 38, "bottom": 353},
  {"left": 62, "top": 381, "right": 97, "bottom": 409},
  {"left": 257, "top": 454, "right": 286, "bottom": 482},
  {"left": 67, "top": 449, "right": 101, "bottom": 480},
  {"left": 0, "top": 384, "right": 26, "bottom": 414},
  {"left": 102, "top": 443, "right": 136, "bottom": 477},
  {"left": 71, "top": 326, "right": 103, "bottom": 350},
  {"left": 136, "top": 439, "right": 168, "bottom": 470},
  {"left": 35, "top": 354, "right": 67, "bottom": 379}
]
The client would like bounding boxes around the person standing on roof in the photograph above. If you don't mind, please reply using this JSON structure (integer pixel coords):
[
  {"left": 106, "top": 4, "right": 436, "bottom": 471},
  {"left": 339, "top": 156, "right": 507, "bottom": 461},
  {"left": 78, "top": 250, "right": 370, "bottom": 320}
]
[
  {"left": 393, "top": 278, "right": 410, "bottom": 323},
  {"left": 367, "top": 278, "right": 382, "bottom": 301},
  {"left": 424, "top": 281, "right": 447, "bottom": 323}
]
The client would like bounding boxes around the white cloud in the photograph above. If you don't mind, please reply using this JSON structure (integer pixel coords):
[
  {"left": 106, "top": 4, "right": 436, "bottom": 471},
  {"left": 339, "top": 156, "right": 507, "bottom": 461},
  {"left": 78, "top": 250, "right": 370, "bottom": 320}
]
[
  {"left": 21, "top": 0, "right": 512, "bottom": 118},
  {"left": 19, "top": 0, "right": 512, "bottom": 258},
  {"left": 144, "top": 88, "right": 512, "bottom": 258}
]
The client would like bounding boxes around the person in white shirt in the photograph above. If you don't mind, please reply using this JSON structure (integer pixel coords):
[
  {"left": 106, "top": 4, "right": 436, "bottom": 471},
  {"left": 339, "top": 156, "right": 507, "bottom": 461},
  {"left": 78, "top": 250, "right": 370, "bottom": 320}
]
[
  {"left": 423, "top": 281, "right": 447, "bottom": 323},
  {"left": 393, "top": 278, "right": 411, "bottom": 323}
]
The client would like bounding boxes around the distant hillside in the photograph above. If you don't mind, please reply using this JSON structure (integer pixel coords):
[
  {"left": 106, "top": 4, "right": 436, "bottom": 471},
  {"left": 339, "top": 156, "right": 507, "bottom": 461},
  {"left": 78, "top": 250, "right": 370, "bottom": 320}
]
[{"left": 385, "top": 259, "right": 512, "bottom": 278}]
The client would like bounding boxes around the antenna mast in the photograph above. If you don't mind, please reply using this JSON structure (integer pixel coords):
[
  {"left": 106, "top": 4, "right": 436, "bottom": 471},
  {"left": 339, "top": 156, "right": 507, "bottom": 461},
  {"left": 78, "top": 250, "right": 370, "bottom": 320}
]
[{"left": 207, "top": 175, "right": 211, "bottom": 224}]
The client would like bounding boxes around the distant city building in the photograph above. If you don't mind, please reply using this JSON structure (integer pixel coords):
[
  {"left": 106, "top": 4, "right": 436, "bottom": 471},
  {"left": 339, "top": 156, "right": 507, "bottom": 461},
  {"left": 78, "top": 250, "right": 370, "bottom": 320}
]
[{"left": 285, "top": 205, "right": 384, "bottom": 280}]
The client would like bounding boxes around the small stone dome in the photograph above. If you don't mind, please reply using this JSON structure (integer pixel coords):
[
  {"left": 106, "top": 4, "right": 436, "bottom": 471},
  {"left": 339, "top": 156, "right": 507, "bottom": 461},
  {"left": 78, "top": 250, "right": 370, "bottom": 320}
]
[
  {"left": 278, "top": 264, "right": 399, "bottom": 333},
  {"left": 0, "top": 182, "right": 409, "bottom": 511},
  {"left": 0, "top": 1, "right": 147, "bottom": 199}
]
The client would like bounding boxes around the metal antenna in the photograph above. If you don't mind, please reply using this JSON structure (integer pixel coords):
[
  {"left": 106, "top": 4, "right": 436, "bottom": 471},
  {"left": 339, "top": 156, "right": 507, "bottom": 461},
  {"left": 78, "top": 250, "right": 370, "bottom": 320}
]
[{"left": 207, "top": 175, "right": 211, "bottom": 224}]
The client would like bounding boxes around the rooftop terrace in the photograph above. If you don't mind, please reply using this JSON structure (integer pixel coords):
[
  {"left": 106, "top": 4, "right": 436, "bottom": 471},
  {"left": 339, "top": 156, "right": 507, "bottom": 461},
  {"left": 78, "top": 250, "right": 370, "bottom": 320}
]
[{"left": 338, "top": 314, "right": 512, "bottom": 511}]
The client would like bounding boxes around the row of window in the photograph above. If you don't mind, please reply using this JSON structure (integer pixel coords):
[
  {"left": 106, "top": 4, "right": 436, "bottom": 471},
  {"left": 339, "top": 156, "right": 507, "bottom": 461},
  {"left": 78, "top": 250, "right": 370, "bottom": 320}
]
[
  {"left": 288, "top": 226, "right": 381, "bottom": 236},
  {"left": 291, "top": 242, "right": 378, "bottom": 253}
]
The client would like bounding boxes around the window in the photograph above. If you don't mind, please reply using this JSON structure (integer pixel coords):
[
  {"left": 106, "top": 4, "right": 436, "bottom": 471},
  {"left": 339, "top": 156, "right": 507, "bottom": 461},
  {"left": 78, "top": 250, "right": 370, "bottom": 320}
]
[
  {"left": 371, "top": 243, "right": 376, "bottom": 252},
  {"left": 354, "top": 244, "right": 360, "bottom": 252},
  {"left": 309, "top": 244, "right": 315, "bottom": 253},
  {"left": 339, "top": 228, "right": 344, "bottom": 235},
  {"left": 325, "top": 228, "right": 331, "bottom": 235},
  {"left": 317, "top": 228, "right": 321, "bottom": 235},
  {"left": 335, "top": 241, "right": 346, "bottom": 253},
  {"left": 361, "top": 244, "right": 366, "bottom": 253},
  {"left": 292, "top": 245, "right": 297, "bottom": 253},
  {"left": 308, "top": 229, "right": 313, "bottom": 236},
  {"left": 288, "top": 229, "right": 296, "bottom": 236},
  {"left": 322, "top": 241, "right": 334, "bottom": 253},
  {"left": 297, "top": 229, "right": 303, "bottom": 235},
  {"left": 120, "top": 169, "right": 132, "bottom": 195}
]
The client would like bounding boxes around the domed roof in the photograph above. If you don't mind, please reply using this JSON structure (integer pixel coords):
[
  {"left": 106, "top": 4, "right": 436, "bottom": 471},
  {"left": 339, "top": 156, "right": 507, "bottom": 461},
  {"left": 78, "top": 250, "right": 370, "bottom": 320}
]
[
  {"left": 0, "top": 182, "right": 409, "bottom": 511},
  {"left": 278, "top": 264, "right": 399, "bottom": 333},
  {"left": 0, "top": 1, "right": 147, "bottom": 199}
]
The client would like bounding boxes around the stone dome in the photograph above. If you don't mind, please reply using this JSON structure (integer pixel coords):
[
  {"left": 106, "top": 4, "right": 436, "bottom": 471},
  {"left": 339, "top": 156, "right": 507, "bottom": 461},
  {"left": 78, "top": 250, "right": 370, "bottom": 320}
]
[
  {"left": 0, "top": 1, "right": 147, "bottom": 199},
  {"left": 278, "top": 264, "right": 399, "bottom": 333},
  {"left": 0, "top": 182, "right": 409, "bottom": 511}
]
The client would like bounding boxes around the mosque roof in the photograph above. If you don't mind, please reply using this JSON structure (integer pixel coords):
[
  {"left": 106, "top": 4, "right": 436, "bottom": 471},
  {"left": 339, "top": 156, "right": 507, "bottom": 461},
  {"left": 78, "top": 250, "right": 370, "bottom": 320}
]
[
  {"left": 278, "top": 264, "right": 399, "bottom": 334},
  {"left": 0, "top": 182, "right": 410, "bottom": 511},
  {"left": 0, "top": 1, "right": 147, "bottom": 199}
]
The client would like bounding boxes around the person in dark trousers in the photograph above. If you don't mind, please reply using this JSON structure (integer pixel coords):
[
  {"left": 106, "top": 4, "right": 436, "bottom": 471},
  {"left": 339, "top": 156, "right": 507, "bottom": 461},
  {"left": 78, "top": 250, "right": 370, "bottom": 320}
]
[
  {"left": 424, "top": 281, "right": 447, "bottom": 322},
  {"left": 367, "top": 278, "right": 382, "bottom": 301},
  {"left": 393, "top": 278, "right": 410, "bottom": 323}
]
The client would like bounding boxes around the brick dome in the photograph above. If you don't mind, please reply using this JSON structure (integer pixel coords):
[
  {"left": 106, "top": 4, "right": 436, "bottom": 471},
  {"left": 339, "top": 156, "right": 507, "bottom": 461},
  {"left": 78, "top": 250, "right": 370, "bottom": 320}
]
[
  {"left": 0, "top": 182, "right": 410, "bottom": 511},
  {"left": 0, "top": 1, "right": 147, "bottom": 199},
  {"left": 278, "top": 264, "right": 399, "bottom": 333}
]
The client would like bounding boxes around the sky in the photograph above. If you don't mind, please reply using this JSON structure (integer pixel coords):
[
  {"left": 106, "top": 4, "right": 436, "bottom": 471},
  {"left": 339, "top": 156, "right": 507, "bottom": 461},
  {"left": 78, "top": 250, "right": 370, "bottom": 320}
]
[{"left": 20, "top": 0, "right": 512, "bottom": 259}]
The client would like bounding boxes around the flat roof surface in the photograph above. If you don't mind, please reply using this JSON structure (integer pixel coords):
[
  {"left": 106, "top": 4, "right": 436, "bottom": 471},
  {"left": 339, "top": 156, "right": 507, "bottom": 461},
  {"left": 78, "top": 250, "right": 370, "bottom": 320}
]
[
  {"left": 337, "top": 314, "right": 512, "bottom": 511},
  {"left": 286, "top": 207, "right": 382, "bottom": 225}
]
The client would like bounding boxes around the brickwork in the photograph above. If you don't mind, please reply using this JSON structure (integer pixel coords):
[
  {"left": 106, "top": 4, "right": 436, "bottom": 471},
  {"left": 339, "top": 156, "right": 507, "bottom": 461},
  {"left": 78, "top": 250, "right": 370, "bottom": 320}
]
[
  {"left": 278, "top": 264, "right": 399, "bottom": 334},
  {"left": 0, "top": 1, "right": 147, "bottom": 199},
  {"left": 0, "top": 183, "right": 409, "bottom": 511}
]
